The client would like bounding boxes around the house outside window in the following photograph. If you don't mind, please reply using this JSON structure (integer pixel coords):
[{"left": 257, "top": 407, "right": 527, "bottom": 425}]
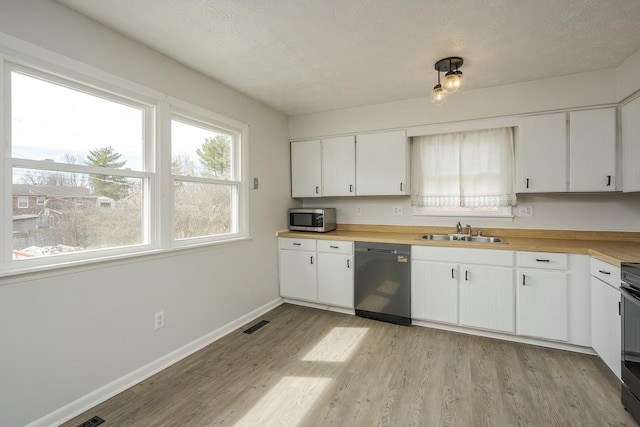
[
  {"left": 36, "top": 196, "right": 45, "bottom": 205},
  {"left": 17, "top": 196, "right": 28, "bottom": 208}
]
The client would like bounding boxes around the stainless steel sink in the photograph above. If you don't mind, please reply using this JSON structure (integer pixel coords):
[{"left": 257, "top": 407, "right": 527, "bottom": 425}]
[
  {"left": 419, "top": 234, "right": 458, "bottom": 241},
  {"left": 418, "top": 234, "right": 504, "bottom": 243},
  {"left": 460, "top": 236, "right": 504, "bottom": 243}
]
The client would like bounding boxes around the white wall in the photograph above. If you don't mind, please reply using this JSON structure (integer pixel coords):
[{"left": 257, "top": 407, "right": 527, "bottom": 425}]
[
  {"left": 290, "top": 64, "right": 640, "bottom": 232},
  {"left": 0, "top": 1, "right": 292, "bottom": 426}
]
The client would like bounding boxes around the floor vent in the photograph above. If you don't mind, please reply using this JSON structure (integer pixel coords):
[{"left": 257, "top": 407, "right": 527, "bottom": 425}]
[
  {"left": 76, "top": 416, "right": 105, "bottom": 427},
  {"left": 243, "top": 320, "right": 270, "bottom": 334}
]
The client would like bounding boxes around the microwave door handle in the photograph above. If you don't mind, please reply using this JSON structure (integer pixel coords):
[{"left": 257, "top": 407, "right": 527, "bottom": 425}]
[{"left": 621, "top": 286, "right": 640, "bottom": 308}]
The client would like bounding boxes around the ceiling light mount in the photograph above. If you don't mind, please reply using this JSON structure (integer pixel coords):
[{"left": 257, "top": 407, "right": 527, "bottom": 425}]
[{"left": 432, "top": 57, "right": 465, "bottom": 104}]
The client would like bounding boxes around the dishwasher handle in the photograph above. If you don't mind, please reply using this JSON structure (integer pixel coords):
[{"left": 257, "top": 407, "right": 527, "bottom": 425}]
[{"left": 366, "top": 248, "right": 397, "bottom": 254}]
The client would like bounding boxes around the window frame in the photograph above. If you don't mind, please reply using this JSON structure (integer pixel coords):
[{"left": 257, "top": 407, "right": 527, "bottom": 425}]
[
  {"left": 168, "top": 108, "right": 248, "bottom": 247},
  {"left": 1, "top": 50, "right": 249, "bottom": 276}
]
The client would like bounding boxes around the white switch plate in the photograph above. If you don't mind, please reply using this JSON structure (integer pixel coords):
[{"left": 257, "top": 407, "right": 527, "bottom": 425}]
[
  {"left": 518, "top": 205, "right": 533, "bottom": 217},
  {"left": 154, "top": 311, "right": 165, "bottom": 330}
]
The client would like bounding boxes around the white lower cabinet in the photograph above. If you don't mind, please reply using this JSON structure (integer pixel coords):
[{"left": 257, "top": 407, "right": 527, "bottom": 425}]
[
  {"left": 411, "top": 260, "right": 458, "bottom": 324},
  {"left": 459, "top": 265, "right": 515, "bottom": 333},
  {"left": 317, "top": 241, "right": 354, "bottom": 308},
  {"left": 278, "top": 238, "right": 354, "bottom": 308},
  {"left": 590, "top": 258, "right": 621, "bottom": 379},
  {"left": 516, "top": 268, "right": 569, "bottom": 341},
  {"left": 278, "top": 238, "right": 317, "bottom": 301},
  {"left": 412, "top": 246, "right": 515, "bottom": 333}
]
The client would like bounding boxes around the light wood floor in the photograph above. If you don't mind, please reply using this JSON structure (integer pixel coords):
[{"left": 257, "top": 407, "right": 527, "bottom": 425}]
[{"left": 62, "top": 303, "right": 637, "bottom": 426}]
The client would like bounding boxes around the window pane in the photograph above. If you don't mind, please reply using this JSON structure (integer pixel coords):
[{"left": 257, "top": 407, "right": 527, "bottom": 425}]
[
  {"left": 11, "top": 71, "right": 144, "bottom": 170},
  {"left": 12, "top": 168, "right": 144, "bottom": 258},
  {"left": 171, "top": 119, "right": 233, "bottom": 179},
  {"left": 174, "top": 181, "right": 235, "bottom": 239}
]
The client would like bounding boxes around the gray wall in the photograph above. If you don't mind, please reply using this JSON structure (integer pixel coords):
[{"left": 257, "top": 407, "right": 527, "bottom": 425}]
[{"left": 0, "top": 1, "right": 292, "bottom": 426}]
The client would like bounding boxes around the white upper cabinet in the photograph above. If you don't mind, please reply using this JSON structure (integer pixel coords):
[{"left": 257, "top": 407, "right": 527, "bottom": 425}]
[
  {"left": 623, "top": 96, "right": 640, "bottom": 192},
  {"left": 291, "top": 139, "right": 321, "bottom": 198},
  {"left": 321, "top": 135, "right": 356, "bottom": 196},
  {"left": 356, "top": 130, "right": 410, "bottom": 196},
  {"left": 517, "top": 113, "right": 568, "bottom": 193},
  {"left": 569, "top": 108, "right": 617, "bottom": 191}
]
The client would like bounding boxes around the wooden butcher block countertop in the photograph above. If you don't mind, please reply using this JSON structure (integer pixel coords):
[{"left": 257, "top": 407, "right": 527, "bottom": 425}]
[{"left": 278, "top": 224, "right": 640, "bottom": 266}]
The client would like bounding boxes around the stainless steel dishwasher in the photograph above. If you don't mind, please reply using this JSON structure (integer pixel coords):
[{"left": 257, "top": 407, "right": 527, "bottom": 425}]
[{"left": 354, "top": 242, "right": 411, "bottom": 326}]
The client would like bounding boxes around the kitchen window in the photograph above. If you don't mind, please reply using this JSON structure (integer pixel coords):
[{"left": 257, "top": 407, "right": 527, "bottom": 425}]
[
  {"left": 411, "top": 127, "right": 516, "bottom": 217},
  {"left": 3, "top": 56, "right": 248, "bottom": 272}
]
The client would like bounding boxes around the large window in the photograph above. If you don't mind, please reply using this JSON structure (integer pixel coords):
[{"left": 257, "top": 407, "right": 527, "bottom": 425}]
[{"left": 4, "top": 60, "right": 247, "bottom": 270}]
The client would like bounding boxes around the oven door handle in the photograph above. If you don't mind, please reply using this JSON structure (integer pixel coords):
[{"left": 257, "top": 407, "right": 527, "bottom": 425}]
[{"left": 621, "top": 285, "right": 640, "bottom": 308}]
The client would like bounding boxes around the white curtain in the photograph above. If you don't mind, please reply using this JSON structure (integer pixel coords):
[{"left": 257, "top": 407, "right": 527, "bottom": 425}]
[{"left": 411, "top": 127, "right": 516, "bottom": 207}]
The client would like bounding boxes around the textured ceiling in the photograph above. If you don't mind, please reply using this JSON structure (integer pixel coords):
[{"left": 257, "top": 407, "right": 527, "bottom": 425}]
[{"left": 56, "top": 0, "right": 640, "bottom": 116}]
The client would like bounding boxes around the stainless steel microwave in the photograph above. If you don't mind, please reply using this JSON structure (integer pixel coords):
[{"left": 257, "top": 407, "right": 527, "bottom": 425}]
[{"left": 289, "top": 208, "right": 336, "bottom": 232}]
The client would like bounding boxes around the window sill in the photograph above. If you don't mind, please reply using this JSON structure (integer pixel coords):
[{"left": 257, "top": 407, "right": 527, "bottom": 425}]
[{"left": 0, "top": 236, "right": 252, "bottom": 284}]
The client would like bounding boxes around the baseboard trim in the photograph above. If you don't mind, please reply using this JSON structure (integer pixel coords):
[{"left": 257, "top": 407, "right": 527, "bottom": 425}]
[{"left": 26, "top": 297, "right": 284, "bottom": 427}]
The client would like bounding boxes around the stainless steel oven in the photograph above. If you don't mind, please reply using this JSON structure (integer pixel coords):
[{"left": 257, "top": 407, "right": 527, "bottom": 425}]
[{"left": 621, "top": 262, "right": 640, "bottom": 423}]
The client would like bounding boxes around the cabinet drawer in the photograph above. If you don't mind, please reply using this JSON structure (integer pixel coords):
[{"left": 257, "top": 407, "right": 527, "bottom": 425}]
[
  {"left": 317, "top": 240, "right": 353, "bottom": 254},
  {"left": 517, "top": 251, "right": 568, "bottom": 270},
  {"left": 278, "top": 237, "right": 316, "bottom": 251},
  {"left": 590, "top": 257, "right": 621, "bottom": 289}
]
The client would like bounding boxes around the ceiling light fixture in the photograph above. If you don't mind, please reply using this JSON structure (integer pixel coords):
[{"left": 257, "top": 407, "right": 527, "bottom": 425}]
[{"left": 432, "top": 57, "right": 464, "bottom": 104}]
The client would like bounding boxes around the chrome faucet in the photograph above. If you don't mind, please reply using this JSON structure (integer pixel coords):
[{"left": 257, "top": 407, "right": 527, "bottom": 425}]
[
  {"left": 456, "top": 221, "right": 462, "bottom": 234},
  {"left": 466, "top": 224, "right": 472, "bottom": 236}
]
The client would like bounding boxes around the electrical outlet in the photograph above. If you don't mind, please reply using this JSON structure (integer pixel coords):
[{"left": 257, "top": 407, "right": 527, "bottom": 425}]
[
  {"left": 393, "top": 206, "right": 403, "bottom": 216},
  {"left": 356, "top": 206, "right": 362, "bottom": 214},
  {"left": 518, "top": 205, "right": 533, "bottom": 217},
  {"left": 154, "top": 311, "right": 165, "bottom": 330}
]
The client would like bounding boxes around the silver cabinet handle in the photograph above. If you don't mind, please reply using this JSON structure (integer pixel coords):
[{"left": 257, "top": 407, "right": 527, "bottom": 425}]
[
  {"left": 330, "top": 245, "right": 339, "bottom": 249},
  {"left": 310, "top": 256, "right": 314, "bottom": 265},
  {"left": 349, "top": 184, "right": 354, "bottom": 192},
  {"left": 535, "top": 259, "right": 550, "bottom": 262},
  {"left": 599, "top": 270, "right": 611, "bottom": 275},
  {"left": 451, "top": 268, "right": 455, "bottom": 279},
  {"left": 292, "top": 242, "right": 301, "bottom": 246},
  {"left": 400, "top": 182, "right": 404, "bottom": 191},
  {"left": 347, "top": 259, "right": 351, "bottom": 268},
  {"left": 522, "top": 274, "right": 526, "bottom": 286},
  {"left": 526, "top": 178, "right": 530, "bottom": 189},
  {"left": 315, "top": 186, "right": 319, "bottom": 194},
  {"left": 465, "top": 270, "right": 469, "bottom": 281},
  {"left": 607, "top": 175, "right": 612, "bottom": 186}
]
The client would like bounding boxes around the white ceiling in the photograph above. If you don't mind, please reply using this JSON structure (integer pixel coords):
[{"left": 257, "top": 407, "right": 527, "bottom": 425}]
[{"left": 57, "top": 0, "right": 640, "bottom": 116}]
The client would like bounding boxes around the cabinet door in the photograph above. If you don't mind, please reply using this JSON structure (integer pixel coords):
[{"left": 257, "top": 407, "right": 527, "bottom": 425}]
[
  {"left": 291, "top": 139, "right": 321, "bottom": 197},
  {"left": 591, "top": 276, "right": 621, "bottom": 379},
  {"left": 516, "top": 269, "right": 568, "bottom": 341},
  {"left": 459, "top": 265, "right": 514, "bottom": 333},
  {"left": 317, "top": 253, "right": 353, "bottom": 308},
  {"left": 279, "top": 249, "right": 317, "bottom": 301},
  {"left": 411, "top": 261, "right": 458, "bottom": 324},
  {"left": 322, "top": 136, "right": 356, "bottom": 196},
  {"left": 570, "top": 108, "right": 617, "bottom": 191},
  {"left": 623, "top": 97, "right": 640, "bottom": 192},
  {"left": 355, "top": 130, "right": 409, "bottom": 195},
  {"left": 517, "top": 113, "right": 567, "bottom": 192}
]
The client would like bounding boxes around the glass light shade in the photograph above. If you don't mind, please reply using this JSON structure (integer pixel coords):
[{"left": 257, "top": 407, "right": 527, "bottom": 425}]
[
  {"left": 431, "top": 84, "right": 447, "bottom": 105},
  {"left": 443, "top": 70, "right": 464, "bottom": 93}
]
